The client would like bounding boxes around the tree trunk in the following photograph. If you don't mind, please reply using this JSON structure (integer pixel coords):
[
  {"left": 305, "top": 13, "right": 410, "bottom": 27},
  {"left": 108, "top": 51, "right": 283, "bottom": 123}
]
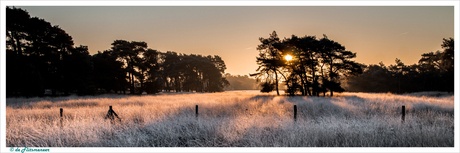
[
  {"left": 275, "top": 69, "right": 279, "bottom": 96},
  {"left": 15, "top": 34, "right": 22, "bottom": 56},
  {"left": 329, "top": 62, "right": 334, "bottom": 97},
  {"left": 129, "top": 72, "right": 132, "bottom": 94},
  {"left": 299, "top": 73, "right": 307, "bottom": 96},
  {"left": 298, "top": 75, "right": 305, "bottom": 96},
  {"left": 175, "top": 76, "right": 181, "bottom": 92},
  {"left": 140, "top": 70, "right": 145, "bottom": 95},
  {"left": 131, "top": 67, "right": 135, "bottom": 95},
  {"left": 303, "top": 73, "right": 311, "bottom": 96}
]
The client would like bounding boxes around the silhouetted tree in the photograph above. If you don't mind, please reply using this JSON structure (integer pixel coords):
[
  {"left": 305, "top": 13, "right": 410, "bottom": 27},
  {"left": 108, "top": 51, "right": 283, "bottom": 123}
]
[
  {"left": 177, "top": 54, "right": 204, "bottom": 92},
  {"left": 317, "top": 36, "right": 363, "bottom": 96},
  {"left": 207, "top": 55, "right": 227, "bottom": 74},
  {"left": 176, "top": 54, "right": 228, "bottom": 92},
  {"left": 6, "top": 7, "right": 29, "bottom": 56},
  {"left": 419, "top": 37, "right": 455, "bottom": 73},
  {"left": 6, "top": 7, "right": 82, "bottom": 97},
  {"left": 251, "top": 31, "right": 285, "bottom": 95},
  {"left": 142, "top": 49, "right": 161, "bottom": 94},
  {"left": 61, "top": 45, "right": 96, "bottom": 95},
  {"left": 253, "top": 32, "right": 363, "bottom": 96},
  {"left": 279, "top": 35, "right": 321, "bottom": 96},
  {"left": 441, "top": 38, "right": 454, "bottom": 72},
  {"left": 206, "top": 55, "right": 230, "bottom": 91},
  {"left": 92, "top": 50, "right": 129, "bottom": 94},
  {"left": 111, "top": 40, "right": 148, "bottom": 94},
  {"left": 156, "top": 51, "right": 228, "bottom": 93},
  {"left": 6, "top": 7, "right": 42, "bottom": 97},
  {"left": 159, "top": 51, "right": 181, "bottom": 92}
]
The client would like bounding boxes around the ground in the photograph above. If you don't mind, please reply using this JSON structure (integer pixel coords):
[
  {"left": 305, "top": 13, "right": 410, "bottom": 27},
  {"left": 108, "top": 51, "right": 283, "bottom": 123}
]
[{"left": 5, "top": 90, "right": 454, "bottom": 147}]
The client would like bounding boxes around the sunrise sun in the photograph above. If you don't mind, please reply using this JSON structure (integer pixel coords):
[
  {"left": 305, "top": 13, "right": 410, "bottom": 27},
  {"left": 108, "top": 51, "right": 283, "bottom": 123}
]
[{"left": 285, "top": 55, "right": 292, "bottom": 61}]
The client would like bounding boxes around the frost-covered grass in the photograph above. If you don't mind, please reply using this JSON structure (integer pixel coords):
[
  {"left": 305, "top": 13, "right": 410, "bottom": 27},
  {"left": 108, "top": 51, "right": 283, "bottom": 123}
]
[{"left": 5, "top": 91, "right": 454, "bottom": 147}]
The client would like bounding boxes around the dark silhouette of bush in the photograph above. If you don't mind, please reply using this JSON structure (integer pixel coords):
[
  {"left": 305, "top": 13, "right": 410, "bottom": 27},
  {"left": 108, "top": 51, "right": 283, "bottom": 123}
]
[{"left": 260, "top": 82, "right": 275, "bottom": 93}]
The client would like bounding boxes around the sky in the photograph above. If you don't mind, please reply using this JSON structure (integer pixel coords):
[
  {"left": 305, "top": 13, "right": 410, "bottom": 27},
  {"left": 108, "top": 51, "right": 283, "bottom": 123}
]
[{"left": 14, "top": 5, "right": 455, "bottom": 76}]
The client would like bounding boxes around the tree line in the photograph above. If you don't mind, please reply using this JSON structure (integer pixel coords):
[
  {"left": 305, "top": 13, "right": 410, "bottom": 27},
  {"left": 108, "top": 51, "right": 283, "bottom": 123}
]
[
  {"left": 345, "top": 37, "right": 454, "bottom": 93},
  {"left": 252, "top": 31, "right": 454, "bottom": 96},
  {"left": 6, "top": 7, "right": 228, "bottom": 97},
  {"left": 251, "top": 31, "right": 363, "bottom": 96}
]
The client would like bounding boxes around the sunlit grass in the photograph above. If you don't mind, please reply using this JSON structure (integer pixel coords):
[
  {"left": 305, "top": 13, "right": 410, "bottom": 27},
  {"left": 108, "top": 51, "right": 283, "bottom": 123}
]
[{"left": 6, "top": 91, "right": 454, "bottom": 147}]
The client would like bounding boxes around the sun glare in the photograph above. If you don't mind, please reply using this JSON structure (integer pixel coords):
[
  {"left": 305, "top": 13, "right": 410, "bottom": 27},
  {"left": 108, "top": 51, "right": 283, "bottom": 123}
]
[{"left": 285, "top": 55, "right": 292, "bottom": 61}]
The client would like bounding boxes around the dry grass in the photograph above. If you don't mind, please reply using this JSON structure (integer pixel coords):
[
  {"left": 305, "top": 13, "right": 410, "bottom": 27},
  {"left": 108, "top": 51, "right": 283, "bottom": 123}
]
[{"left": 5, "top": 91, "right": 454, "bottom": 147}]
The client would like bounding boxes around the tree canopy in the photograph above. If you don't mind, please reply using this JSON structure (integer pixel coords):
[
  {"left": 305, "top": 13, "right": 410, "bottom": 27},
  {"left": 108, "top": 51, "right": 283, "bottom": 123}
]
[
  {"left": 252, "top": 31, "right": 363, "bottom": 96},
  {"left": 6, "top": 6, "right": 89, "bottom": 96},
  {"left": 251, "top": 31, "right": 285, "bottom": 95},
  {"left": 6, "top": 7, "right": 229, "bottom": 97}
]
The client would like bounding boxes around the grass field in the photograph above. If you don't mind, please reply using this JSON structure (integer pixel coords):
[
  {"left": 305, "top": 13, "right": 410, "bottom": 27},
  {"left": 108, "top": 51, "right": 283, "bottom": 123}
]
[{"left": 5, "top": 90, "right": 454, "bottom": 147}]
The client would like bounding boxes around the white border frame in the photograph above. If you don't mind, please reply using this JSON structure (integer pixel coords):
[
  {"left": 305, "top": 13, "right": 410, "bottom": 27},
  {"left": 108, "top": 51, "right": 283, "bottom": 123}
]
[{"left": 1, "top": 1, "right": 458, "bottom": 153}]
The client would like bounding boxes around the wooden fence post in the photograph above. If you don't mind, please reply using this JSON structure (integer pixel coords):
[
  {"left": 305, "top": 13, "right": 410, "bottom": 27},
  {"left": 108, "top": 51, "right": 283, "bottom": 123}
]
[
  {"left": 105, "top": 105, "right": 120, "bottom": 123},
  {"left": 401, "top": 105, "right": 405, "bottom": 123},
  {"left": 294, "top": 105, "right": 297, "bottom": 122},
  {"left": 196, "top": 105, "right": 198, "bottom": 118},
  {"left": 60, "top": 108, "right": 63, "bottom": 127}
]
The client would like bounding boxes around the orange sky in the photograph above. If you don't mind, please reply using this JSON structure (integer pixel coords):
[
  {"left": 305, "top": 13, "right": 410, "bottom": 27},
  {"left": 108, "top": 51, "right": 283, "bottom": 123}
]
[{"left": 17, "top": 6, "right": 454, "bottom": 76}]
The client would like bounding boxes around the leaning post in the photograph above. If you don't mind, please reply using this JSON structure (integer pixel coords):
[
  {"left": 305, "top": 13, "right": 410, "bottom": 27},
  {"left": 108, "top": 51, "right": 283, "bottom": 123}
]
[{"left": 105, "top": 105, "right": 121, "bottom": 123}]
